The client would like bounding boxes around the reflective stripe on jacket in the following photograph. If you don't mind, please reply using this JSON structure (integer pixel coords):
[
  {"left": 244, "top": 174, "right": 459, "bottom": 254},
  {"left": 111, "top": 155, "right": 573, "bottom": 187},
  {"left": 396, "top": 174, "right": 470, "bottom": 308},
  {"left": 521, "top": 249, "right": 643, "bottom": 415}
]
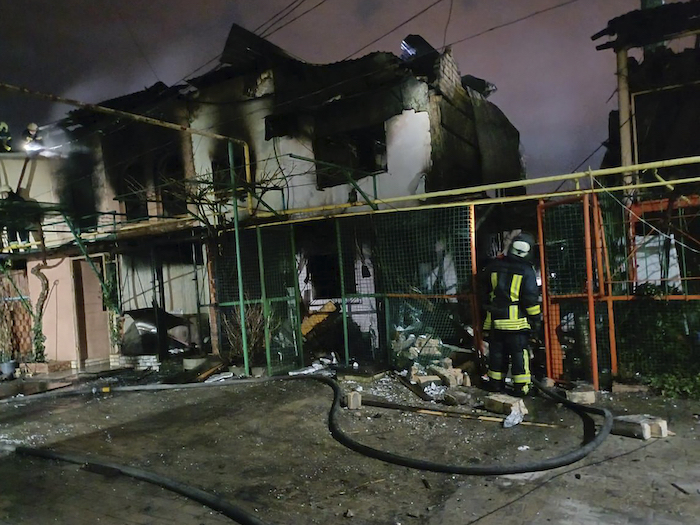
[{"left": 482, "top": 256, "right": 541, "bottom": 331}]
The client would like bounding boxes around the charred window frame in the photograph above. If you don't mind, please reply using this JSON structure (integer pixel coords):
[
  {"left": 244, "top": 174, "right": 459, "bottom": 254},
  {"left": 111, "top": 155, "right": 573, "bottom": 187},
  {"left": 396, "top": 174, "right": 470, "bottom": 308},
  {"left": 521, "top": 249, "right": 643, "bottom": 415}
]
[
  {"left": 157, "top": 154, "right": 188, "bottom": 217},
  {"left": 121, "top": 163, "right": 149, "bottom": 221},
  {"left": 314, "top": 124, "right": 387, "bottom": 189},
  {"left": 211, "top": 143, "right": 247, "bottom": 202}
]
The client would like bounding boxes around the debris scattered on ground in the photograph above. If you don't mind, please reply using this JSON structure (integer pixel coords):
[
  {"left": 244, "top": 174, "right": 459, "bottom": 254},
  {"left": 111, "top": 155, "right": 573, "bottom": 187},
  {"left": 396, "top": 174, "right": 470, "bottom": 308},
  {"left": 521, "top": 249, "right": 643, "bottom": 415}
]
[
  {"left": 423, "top": 382, "right": 447, "bottom": 401},
  {"left": 517, "top": 445, "right": 530, "bottom": 451},
  {"left": 204, "top": 372, "right": 234, "bottom": 383},
  {"left": 288, "top": 362, "right": 328, "bottom": 376},
  {"left": 504, "top": 407, "right": 525, "bottom": 428},
  {"left": 484, "top": 393, "right": 529, "bottom": 416}
]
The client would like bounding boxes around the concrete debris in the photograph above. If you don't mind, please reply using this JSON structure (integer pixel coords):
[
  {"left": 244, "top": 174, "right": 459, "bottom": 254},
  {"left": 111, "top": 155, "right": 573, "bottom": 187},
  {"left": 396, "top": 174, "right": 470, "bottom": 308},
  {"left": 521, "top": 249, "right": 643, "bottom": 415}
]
[
  {"left": 611, "top": 382, "right": 650, "bottom": 394},
  {"left": 484, "top": 393, "right": 529, "bottom": 417},
  {"left": 612, "top": 414, "right": 669, "bottom": 440},
  {"left": 443, "top": 390, "right": 471, "bottom": 406},
  {"left": 423, "top": 382, "right": 447, "bottom": 400},
  {"left": 343, "top": 509, "right": 354, "bottom": 518},
  {"left": 557, "top": 385, "right": 596, "bottom": 405},
  {"left": 540, "top": 377, "right": 556, "bottom": 388},
  {"left": 462, "top": 372, "right": 472, "bottom": 387},
  {"left": 344, "top": 391, "right": 362, "bottom": 410},
  {"left": 427, "top": 365, "right": 463, "bottom": 388},
  {"left": 183, "top": 357, "right": 207, "bottom": 371},
  {"left": 251, "top": 366, "right": 266, "bottom": 378},
  {"left": 413, "top": 375, "right": 442, "bottom": 387},
  {"left": 517, "top": 445, "right": 530, "bottom": 451}
]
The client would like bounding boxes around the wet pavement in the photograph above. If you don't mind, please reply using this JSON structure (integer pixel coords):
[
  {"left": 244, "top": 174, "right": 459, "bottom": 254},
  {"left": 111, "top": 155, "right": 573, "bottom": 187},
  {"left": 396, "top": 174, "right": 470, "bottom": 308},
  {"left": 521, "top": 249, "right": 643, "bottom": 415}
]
[{"left": 0, "top": 373, "right": 698, "bottom": 524}]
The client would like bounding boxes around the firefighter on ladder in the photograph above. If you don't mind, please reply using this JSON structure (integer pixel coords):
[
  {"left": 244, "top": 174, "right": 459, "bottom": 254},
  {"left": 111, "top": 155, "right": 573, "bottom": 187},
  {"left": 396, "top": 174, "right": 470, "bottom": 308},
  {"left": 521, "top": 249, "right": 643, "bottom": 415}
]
[{"left": 481, "top": 231, "right": 542, "bottom": 397}]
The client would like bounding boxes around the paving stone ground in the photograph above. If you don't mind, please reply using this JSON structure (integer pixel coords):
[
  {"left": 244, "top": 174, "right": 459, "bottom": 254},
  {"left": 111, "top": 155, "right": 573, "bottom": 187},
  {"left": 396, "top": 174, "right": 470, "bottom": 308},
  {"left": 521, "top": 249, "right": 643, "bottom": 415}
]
[{"left": 0, "top": 377, "right": 698, "bottom": 524}]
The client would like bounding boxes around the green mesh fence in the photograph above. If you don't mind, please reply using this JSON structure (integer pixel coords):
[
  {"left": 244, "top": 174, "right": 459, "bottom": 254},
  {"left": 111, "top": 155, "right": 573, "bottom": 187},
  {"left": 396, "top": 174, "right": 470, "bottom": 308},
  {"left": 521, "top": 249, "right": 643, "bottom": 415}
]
[
  {"left": 543, "top": 202, "right": 590, "bottom": 295},
  {"left": 213, "top": 207, "right": 474, "bottom": 374}
]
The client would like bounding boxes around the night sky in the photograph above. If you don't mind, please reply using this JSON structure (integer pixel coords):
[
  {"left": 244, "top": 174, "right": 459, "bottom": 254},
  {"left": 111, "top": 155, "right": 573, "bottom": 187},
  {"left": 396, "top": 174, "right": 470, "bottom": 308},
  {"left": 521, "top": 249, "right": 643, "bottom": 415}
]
[{"left": 1, "top": 0, "right": 662, "bottom": 178}]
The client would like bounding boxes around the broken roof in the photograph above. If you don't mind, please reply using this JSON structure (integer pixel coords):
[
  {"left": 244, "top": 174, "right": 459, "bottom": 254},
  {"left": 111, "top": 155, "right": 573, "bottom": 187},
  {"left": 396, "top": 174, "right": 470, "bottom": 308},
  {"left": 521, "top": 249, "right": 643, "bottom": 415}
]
[
  {"left": 220, "top": 23, "right": 296, "bottom": 71},
  {"left": 592, "top": 0, "right": 700, "bottom": 51}
]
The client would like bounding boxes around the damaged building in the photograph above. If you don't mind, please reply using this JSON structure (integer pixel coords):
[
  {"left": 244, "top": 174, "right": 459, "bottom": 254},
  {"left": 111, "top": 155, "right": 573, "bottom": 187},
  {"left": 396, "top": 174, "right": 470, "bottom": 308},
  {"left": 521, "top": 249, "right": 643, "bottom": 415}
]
[{"left": 1, "top": 23, "right": 525, "bottom": 376}]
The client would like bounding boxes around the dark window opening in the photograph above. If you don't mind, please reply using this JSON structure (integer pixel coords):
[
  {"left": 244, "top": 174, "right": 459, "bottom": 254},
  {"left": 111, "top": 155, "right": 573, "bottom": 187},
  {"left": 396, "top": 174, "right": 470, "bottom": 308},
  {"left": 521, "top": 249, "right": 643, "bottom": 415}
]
[
  {"left": 211, "top": 143, "right": 247, "bottom": 201},
  {"left": 314, "top": 124, "right": 387, "bottom": 189},
  {"left": 157, "top": 154, "right": 188, "bottom": 217},
  {"left": 121, "top": 164, "right": 149, "bottom": 221},
  {"left": 307, "top": 253, "right": 356, "bottom": 299}
]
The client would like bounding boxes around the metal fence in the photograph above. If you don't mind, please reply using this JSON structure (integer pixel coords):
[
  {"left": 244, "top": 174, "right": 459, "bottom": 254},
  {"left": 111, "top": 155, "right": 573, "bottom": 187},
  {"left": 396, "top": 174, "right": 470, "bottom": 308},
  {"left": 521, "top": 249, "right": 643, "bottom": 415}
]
[
  {"left": 540, "top": 190, "right": 700, "bottom": 389},
  {"left": 212, "top": 206, "right": 477, "bottom": 375}
]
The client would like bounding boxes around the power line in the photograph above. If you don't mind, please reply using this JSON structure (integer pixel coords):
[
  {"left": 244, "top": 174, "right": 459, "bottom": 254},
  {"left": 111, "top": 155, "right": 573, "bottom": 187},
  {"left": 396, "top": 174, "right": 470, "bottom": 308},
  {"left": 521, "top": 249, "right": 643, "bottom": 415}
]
[
  {"left": 254, "top": 0, "right": 308, "bottom": 35},
  {"left": 442, "top": 0, "right": 454, "bottom": 50},
  {"left": 110, "top": 3, "right": 161, "bottom": 83},
  {"left": 447, "top": 0, "right": 579, "bottom": 48},
  {"left": 263, "top": 0, "right": 334, "bottom": 38},
  {"left": 344, "top": 0, "right": 447, "bottom": 60}
]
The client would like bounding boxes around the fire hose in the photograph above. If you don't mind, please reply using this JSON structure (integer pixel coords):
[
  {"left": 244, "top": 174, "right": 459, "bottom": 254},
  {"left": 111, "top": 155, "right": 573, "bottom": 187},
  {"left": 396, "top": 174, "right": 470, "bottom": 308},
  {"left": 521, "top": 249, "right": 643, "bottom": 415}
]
[{"left": 9, "top": 375, "right": 612, "bottom": 524}]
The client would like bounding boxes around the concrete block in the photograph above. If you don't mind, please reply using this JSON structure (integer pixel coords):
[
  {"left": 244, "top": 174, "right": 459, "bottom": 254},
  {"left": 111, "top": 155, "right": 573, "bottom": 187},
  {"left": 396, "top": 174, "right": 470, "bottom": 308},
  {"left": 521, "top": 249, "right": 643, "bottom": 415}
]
[
  {"left": 345, "top": 391, "right": 362, "bottom": 410},
  {"left": 444, "top": 390, "right": 471, "bottom": 406},
  {"left": 565, "top": 390, "right": 596, "bottom": 405},
  {"left": 428, "top": 366, "right": 459, "bottom": 388},
  {"left": 413, "top": 375, "right": 442, "bottom": 387},
  {"left": 613, "top": 415, "right": 668, "bottom": 440},
  {"left": 541, "top": 377, "right": 556, "bottom": 388},
  {"left": 484, "top": 393, "right": 529, "bottom": 416}
]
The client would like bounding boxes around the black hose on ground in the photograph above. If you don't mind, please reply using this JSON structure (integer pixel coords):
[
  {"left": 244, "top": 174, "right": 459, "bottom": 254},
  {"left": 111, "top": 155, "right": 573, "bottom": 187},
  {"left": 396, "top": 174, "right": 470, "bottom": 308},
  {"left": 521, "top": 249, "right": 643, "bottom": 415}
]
[
  {"left": 305, "top": 375, "right": 613, "bottom": 476},
  {"left": 8, "top": 374, "right": 613, "bottom": 523},
  {"left": 14, "top": 445, "right": 270, "bottom": 525}
]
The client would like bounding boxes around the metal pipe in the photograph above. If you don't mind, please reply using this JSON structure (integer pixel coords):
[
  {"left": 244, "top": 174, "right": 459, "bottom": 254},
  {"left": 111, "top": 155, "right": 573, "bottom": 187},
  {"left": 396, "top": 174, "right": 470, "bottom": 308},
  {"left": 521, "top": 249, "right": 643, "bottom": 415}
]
[
  {"left": 252, "top": 156, "right": 700, "bottom": 220},
  {"left": 289, "top": 224, "right": 304, "bottom": 368},
  {"left": 256, "top": 227, "right": 272, "bottom": 376},
  {"left": 250, "top": 173, "right": 700, "bottom": 229},
  {"left": 229, "top": 141, "right": 249, "bottom": 376},
  {"left": 583, "top": 194, "right": 600, "bottom": 390},
  {"left": 468, "top": 205, "right": 483, "bottom": 369},
  {"left": 335, "top": 220, "right": 350, "bottom": 366},
  {"left": 537, "top": 200, "right": 552, "bottom": 379},
  {"left": 593, "top": 193, "right": 619, "bottom": 376}
]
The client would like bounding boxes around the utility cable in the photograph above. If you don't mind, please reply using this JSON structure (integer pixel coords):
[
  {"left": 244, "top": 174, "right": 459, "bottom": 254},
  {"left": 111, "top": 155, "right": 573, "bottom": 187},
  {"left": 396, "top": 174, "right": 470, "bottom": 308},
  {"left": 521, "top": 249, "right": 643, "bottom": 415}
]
[
  {"left": 110, "top": 2, "right": 161, "bottom": 84},
  {"left": 262, "top": 0, "right": 333, "bottom": 39},
  {"left": 344, "top": 0, "right": 447, "bottom": 60},
  {"left": 593, "top": 178, "right": 700, "bottom": 255},
  {"left": 254, "top": 0, "right": 308, "bottom": 35},
  {"left": 446, "top": 0, "right": 580, "bottom": 48},
  {"left": 442, "top": 0, "right": 455, "bottom": 50}
]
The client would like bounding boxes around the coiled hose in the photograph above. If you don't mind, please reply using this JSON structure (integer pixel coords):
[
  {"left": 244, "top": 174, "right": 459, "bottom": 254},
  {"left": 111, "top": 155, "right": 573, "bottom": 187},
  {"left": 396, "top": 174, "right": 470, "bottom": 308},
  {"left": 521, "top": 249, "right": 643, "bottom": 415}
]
[{"left": 11, "top": 375, "right": 613, "bottom": 524}]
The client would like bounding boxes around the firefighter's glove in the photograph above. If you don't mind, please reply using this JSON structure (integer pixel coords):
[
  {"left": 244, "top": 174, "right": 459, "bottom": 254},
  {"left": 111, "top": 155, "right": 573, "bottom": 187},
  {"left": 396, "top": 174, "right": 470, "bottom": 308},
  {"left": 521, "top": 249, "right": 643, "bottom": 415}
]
[{"left": 528, "top": 316, "right": 542, "bottom": 334}]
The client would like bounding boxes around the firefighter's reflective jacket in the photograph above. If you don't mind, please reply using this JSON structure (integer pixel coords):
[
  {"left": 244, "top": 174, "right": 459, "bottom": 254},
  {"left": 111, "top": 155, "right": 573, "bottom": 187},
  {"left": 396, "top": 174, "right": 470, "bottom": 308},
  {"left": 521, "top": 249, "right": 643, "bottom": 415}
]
[{"left": 482, "top": 257, "right": 541, "bottom": 331}]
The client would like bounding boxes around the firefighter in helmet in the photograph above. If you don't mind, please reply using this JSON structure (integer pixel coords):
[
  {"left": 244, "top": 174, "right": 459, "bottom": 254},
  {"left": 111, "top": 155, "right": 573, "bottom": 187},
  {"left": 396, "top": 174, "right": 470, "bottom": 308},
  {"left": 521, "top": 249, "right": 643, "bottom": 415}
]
[
  {"left": 22, "top": 123, "right": 43, "bottom": 148},
  {"left": 481, "top": 231, "right": 542, "bottom": 396},
  {"left": 0, "top": 122, "right": 12, "bottom": 152}
]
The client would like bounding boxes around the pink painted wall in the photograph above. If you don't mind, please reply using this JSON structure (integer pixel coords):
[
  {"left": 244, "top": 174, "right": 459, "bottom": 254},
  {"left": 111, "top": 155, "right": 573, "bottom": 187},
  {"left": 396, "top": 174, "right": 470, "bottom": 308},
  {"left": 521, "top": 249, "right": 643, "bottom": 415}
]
[{"left": 27, "top": 259, "right": 79, "bottom": 363}]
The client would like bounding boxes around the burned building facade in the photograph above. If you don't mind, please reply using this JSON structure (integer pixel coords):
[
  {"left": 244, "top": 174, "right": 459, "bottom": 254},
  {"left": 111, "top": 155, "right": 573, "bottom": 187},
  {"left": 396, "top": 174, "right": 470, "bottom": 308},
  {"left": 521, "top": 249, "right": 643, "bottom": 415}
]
[{"left": 5, "top": 23, "right": 525, "bottom": 373}]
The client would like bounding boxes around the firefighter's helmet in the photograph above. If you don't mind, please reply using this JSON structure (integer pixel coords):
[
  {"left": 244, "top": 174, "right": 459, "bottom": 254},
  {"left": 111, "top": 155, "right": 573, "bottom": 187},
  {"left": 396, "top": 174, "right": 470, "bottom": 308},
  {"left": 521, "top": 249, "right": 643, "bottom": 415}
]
[
  {"left": 26, "top": 123, "right": 38, "bottom": 133},
  {"left": 0, "top": 122, "right": 8, "bottom": 133},
  {"left": 508, "top": 231, "right": 536, "bottom": 262}
]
